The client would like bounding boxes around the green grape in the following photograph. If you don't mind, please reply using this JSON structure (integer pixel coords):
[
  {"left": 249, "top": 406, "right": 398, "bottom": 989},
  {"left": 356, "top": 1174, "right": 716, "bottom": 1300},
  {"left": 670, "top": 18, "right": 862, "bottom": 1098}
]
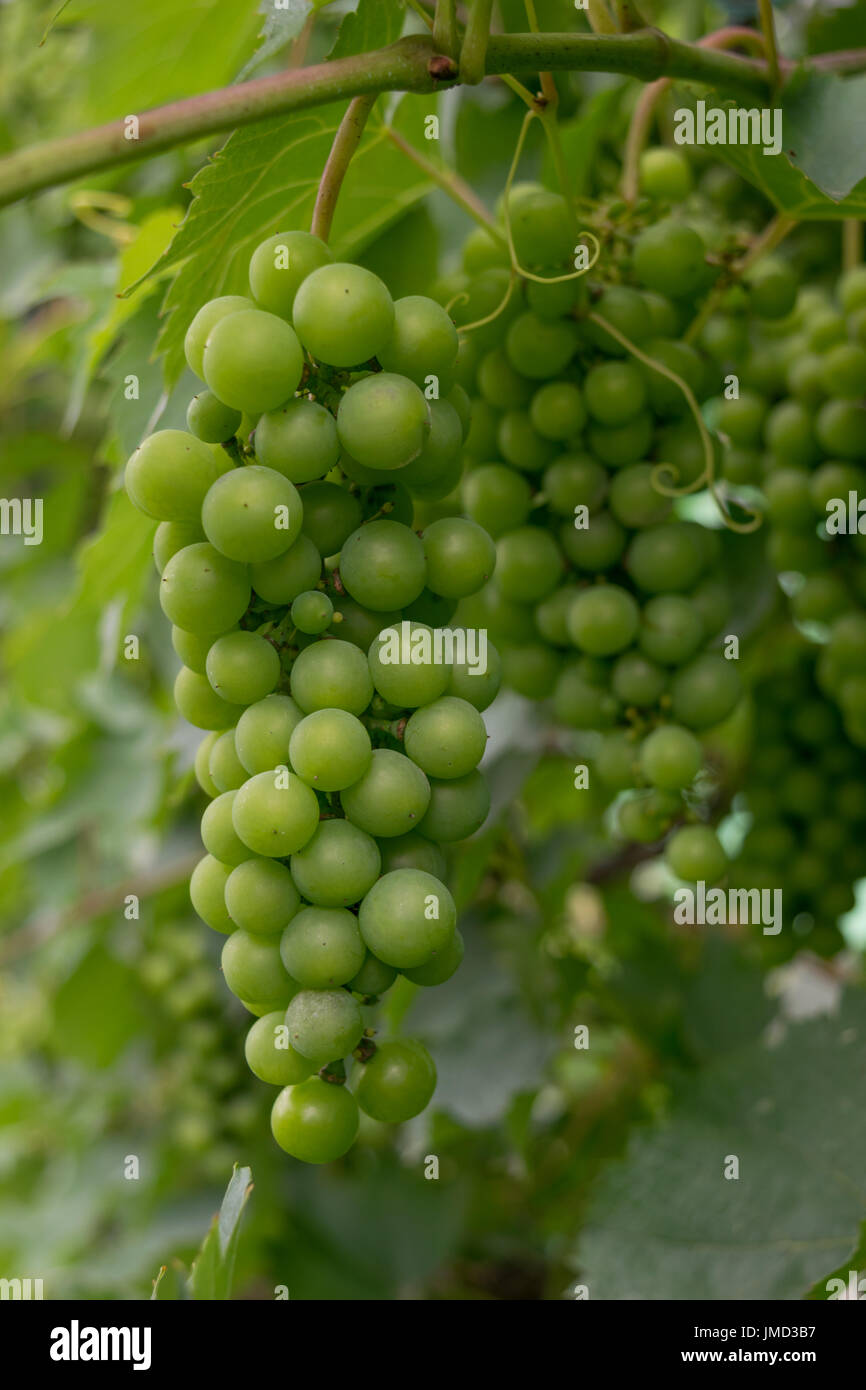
[
  {"left": 248, "top": 229, "right": 333, "bottom": 319},
  {"left": 203, "top": 729, "right": 245, "bottom": 795},
  {"left": 280, "top": 906, "right": 366, "bottom": 989},
  {"left": 160, "top": 542, "right": 251, "bottom": 635},
  {"left": 553, "top": 664, "right": 620, "bottom": 729},
  {"left": 419, "top": 770, "right": 490, "bottom": 842},
  {"left": 184, "top": 295, "right": 253, "bottom": 378},
  {"left": 190, "top": 853, "right": 235, "bottom": 934},
  {"left": 721, "top": 445, "right": 762, "bottom": 486},
  {"left": 422, "top": 517, "right": 496, "bottom": 599},
  {"left": 206, "top": 630, "right": 280, "bottom": 705},
  {"left": 341, "top": 748, "right": 431, "bottom": 838},
  {"left": 627, "top": 522, "right": 705, "bottom": 593},
  {"left": 448, "top": 383, "right": 471, "bottom": 440},
  {"left": 497, "top": 410, "right": 557, "bottom": 472},
  {"left": 543, "top": 454, "right": 608, "bottom": 516},
  {"left": 453, "top": 334, "right": 482, "bottom": 390},
  {"left": 202, "top": 465, "right": 302, "bottom": 564},
  {"left": 839, "top": 264, "right": 866, "bottom": 313},
  {"left": 587, "top": 411, "right": 654, "bottom": 467},
  {"left": 639, "top": 147, "right": 693, "bottom": 200},
  {"left": 745, "top": 257, "right": 798, "bottom": 320},
  {"left": 402, "top": 929, "right": 464, "bottom": 986},
  {"left": 505, "top": 311, "right": 578, "bottom": 380},
  {"left": 186, "top": 391, "right": 242, "bottom": 445},
  {"left": 172, "top": 625, "right": 216, "bottom": 675},
  {"left": 494, "top": 527, "right": 562, "bottom": 602},
  {"left": 665, "top": 824, "right": 728, "bottom": 883},
  {"left": 764, "top": 399, "right": 818, "bottom": 466},
  {"left": 500, "top": 642, "right": 562, "bottom": 698},
  {"left": 291, "top": 590, "right": 334, "bottom": 635},
  {"left": 507, "top": 188, "right": 572, "bottom": 267},
  {"left": 617, "top": 789, "right": 678, "bottom": 843},
  {"left": 791, "top": 573, "right": 851, "bottom": 625},
  {"left": 249, "top": 534, "right": 322, "bottom": 605},
  {"left": 815, "top": 399, "right": 866, "bottom": 459},
  {"left": 632, "top": 219, "right": 707, "bottom": 299},
  {"left": 194, "top": 732, "right": 221, "bottom": 798},
  {"left": 529, "top": 380, "right": 586, "bottom": 441},
  {"left": 584, "top": 360, "right": 648, "bottom": 426},
  {"left": 293, "top": 262, "right": 394, "bottom": 366},
  {"left": 126, "top": 429, "right": 224, "bottom": 521},
  {"left": 806, "top": 308, "right": 846, "bottom": 352},
  {"left": 809, "top": 462, "right": 862, "bottom": 512},
  {"left": 585, "top": 285, "right": 652, "bottom": 356},
  {"left": 358, "top": 868, "right": 456, "bottom": 968},
  {"left": 201, "top": 791, "right": 256, "bottom": 866},
  {"left": 270, "top": 1078, "right": 358, "bottom": 1163},
  {"left": 639, "top": 724, "right": 702, "bottom": 791},
  {"left": 378, "top": 294, "right": 459, "bottom": 387},
  {"left": 153, "top": 519, "right": 206, "bottom": 574},
  {"left": 349, "top": 951, "right": 398, "bottom": 997},
  {"left": 235, "top": 693, "right": 303, "bottom": 775},
  {"left": 526, "top": 273, "right": 582, "bottom": 319},
  {"left": 640, "top": 338, "right": 704, "bottom": 418},
  {"left": 175, "top": 667, "right": 244, "bottom": 730},
  {"left": 232, "top": 768, "right": 320, "bottom": 857},
  {"left": 460, "top": 583, "right": 536, "bottom": 645},
  {"left": 355, "top": 1039, "right": 436, "bottom": 1123},
  {"left": 611, "top": 651, "right": 666, "bottom": 707},
  {"left": 290, "top": 818, "right": 381, "bottom": 907},
  {"left": 464, "top": 398, "right": 501, "bottom": 458},
  {"left": 202, "top": 308, "right": 304, "bottom": 415},
  {"left": 331, "top": 596, "right": 400, "bottom": 651},
  {"left": 446, "top": 634, "right": 502, "bottom": 711},
  {"left": 786, "top": 352, "right": 826, "bottom": 406},
  {"left": 337, "top": 372, "right": 430, "bottom": 470},
  {"left": 378, "top": 831, "right": 447, "bottom": 879},
  {"left": 221, "top": 929, "right": 294, "bottom": 1004},
  {"left": 670, "top": 654, "right": 742, "bottom": 729},
  {"left": 717, "top": 390, "right": 768, "bottom": 447},
  {"left": 403, "top": 696, "right": 487, "bottom": 779},
  {"left": 767, "top": 528, "right": 828, "bottom": 575},
  {"left": 368, "top": 622, "right": 450, "bottom": 707},
  {"left": 339, "top": 520, "right": 426, "bottom": 610},
  {"left": 285, "top": 988, "right": 364, "bottom": 1063},
  {"left": 567, "top": 585, "right": 639, "bottom": 656},
  {"left": 461, "top": 226, "right": 511, "bottom": 274},
  {"left": 535, "top": 586, "right": 578, "bottom": 647},
  {"left": 594, "top": 731, "right": 640, "bottom": 791},
  {"left": 225, "top": 857, "right": 301, "bottom": 935},
  {"left": 638, "top": 594, "right": 704, "bottom": 665},
  {"left": 560, "top": 512, "right": 626, "bottom": 571},
  {"left": 764, "top": 469, "right": 815, "bottom": 530},
  {"left": 245, "top": 1012, "right": 314, "bottom": 1087},
  {"left": 608, "top": 465, "right": 671, "bottom": 528},
  {"left": 405, "top": 399, "right": 463, "bottom": 500},
  {"left": 462, "top": 464, "right": 531, "bottom": 538},
  {"left": 255, "top": 399, "right": 340, "bottom": 483},
  {"left": 288, "top": 709, "right": 371, "bottom": 791},
  {"left": 641, "top": 291, "right": 681, "bottom": 337},
  {"left": 298, "top": 482, "right": 362, "bottom": 558},
  {"left": 477, "top": 347, "right": 532, "bottom": 410},
  {"left": 290, "top": 638, "right": 374, "bottom": 715}
]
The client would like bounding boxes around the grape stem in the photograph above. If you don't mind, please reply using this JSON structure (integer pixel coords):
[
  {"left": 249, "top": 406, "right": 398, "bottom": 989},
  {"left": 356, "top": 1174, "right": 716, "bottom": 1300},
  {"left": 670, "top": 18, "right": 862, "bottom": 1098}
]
[
  {"left": 460, "top": 0, "right": 495, "bottom": 86},
  {"left": 383, "top": 125, "right": 504, "bottom": 238},
  {"left": 310, "top": 93, "right": 378, "bottom": 243},
  {"left": 319, "top": 1059, "right": 348, "bottom": 1085},
  {"left": 353, "top": 1037, "right": 377, "bottom": 1064},
  {"left": 432, "top": 0, "right": 459, "bottom": 58},
  {"left": 757, "top": 0, "right": 781, "bottom": 94},
  {"left": 1, "top": 29, "right": 817, "bottom": 206},
  {"left": 842, "top": 219, "right": 863, "bottom": 272}
]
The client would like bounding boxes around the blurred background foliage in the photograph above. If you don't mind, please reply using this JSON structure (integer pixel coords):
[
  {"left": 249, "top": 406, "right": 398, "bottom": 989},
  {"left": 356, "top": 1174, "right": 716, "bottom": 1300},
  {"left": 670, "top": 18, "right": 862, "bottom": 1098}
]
[{"left": 0, "top": 0, "right": 864, "bottom": 1301}]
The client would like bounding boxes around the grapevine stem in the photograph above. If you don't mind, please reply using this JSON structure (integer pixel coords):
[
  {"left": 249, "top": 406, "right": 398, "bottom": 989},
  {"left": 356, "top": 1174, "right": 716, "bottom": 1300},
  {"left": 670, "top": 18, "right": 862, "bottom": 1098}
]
[
  {"left": 460, "top": 0, "right": 495, "bottom": 86},
  {"left": 842, "top": 219, "right": 863, "bottom": 271},
  {"left": 310, "top": 93, "right": 378, "bottom": 242},
  {"left": 383, "top": 124, "right": 504, "bottom": 237},
  {"left": 757, "top": 0, "right": 781, "bottom": 94},
  {"left": 501, "top": 110, "right": 600, "bottom": 284},
  {"left": 432, "top": 0, "right": 459, "bottom": 57},
  {"left": 684, "top": 211, "right": 796, "bottom": 344},
  {"left": 587, "top": 311, "right": 762, "bottom": 533},
  {"left": 405, "top": 0, "right": 434, "bottom": 29},
  {"left": 615, "top": 0, "right": 647, "bottom": 31}
]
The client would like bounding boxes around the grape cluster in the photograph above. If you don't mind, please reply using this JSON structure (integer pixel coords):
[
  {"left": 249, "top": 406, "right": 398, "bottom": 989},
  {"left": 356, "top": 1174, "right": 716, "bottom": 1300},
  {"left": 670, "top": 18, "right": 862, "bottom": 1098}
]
[
  {"left": 444, "top": 187, "right": 742, "bottom": 880},
  {"left": 126, "top": 231, "right": 501, "bottom": 1163},
  {"left": 711, "top": 264, "right": 866, "bottom": 748},
  {"left": 730, "top": 641, "right": 866, "bottom": 958}
]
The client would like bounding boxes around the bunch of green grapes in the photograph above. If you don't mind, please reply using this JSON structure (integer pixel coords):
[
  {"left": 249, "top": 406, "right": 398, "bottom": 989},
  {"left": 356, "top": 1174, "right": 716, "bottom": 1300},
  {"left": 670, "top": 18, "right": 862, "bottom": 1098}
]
[
  {"left": 729, "top": 639, "right": 866, "bottom": 959},
  {"left": 441, "top": 184, "right": 742, "bottom": 881},
  {"left": 137, "top": 916, "right": 259, "bottom": 1171},
  {"left": 709, "top": 263, "right": 866, "bottom": 749},
  {"left": 126, "top": 231, "right": 502, "bottom": 1163}
]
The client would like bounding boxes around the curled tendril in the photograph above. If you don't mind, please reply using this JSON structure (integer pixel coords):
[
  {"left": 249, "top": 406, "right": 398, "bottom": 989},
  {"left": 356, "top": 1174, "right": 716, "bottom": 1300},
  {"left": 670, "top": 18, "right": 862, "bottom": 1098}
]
[
  {"left": 454, "top": 271, "right": 517, "bottom": 336},
  {"left": 502, "top": 108, "right": 600, "bottom": 286},
  {"left": 587, "top": 311, "right": 763, "bottom": 535},
  {"left": 444, "top": 289, "right": 471, "bottom": 316}
]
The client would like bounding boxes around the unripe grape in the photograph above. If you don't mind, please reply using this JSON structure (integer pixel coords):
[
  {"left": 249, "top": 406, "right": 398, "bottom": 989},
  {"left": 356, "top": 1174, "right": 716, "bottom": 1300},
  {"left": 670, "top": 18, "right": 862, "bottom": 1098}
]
[
  {"left": 280, "top": 906, "right": 366, "bottom": 989},
  {"left": 639, "top": 724, "right": 702, "bottom": 791},
  {"left": 338, "top": 372, "right": 431, "bottom": 470},
  {"left": 202, "top": 308, "right": 304, "bottom": 415},
  {"left": 248, "top": 229, "right": 333, "bottom": 319},
  {"left": 225, "top": 856, "right": 301, "bottom": 935},
  {"left": 231, "top": 769, "right": 320, "bottom": 857},
  {"left": 358, "top": 868, "right": 456, "bottom": 969},
  {"left": 202, "top": 464, "right": 302, "bottom": 563},
  {"left": 184, "top": 295, "right": 252, "bottom": 378},
  {"left": 206, "top": 630, "right": 280, "bottom": 705},
  {"left": 235, "top": 694, "right": 304, "bottom": 776},
  {"left": 285, "top": 988, "right": 364, "bottom": 1063},
  {"left": 289, "top": 818, "right": 381, "bottom": 907},
  {"left": 245, "top": 1012, "right": 313, "bottom": 1086},
  {"left": 126, "top": 429, "right": 224, "bottom": 522},
  {"left": 255, "top": 398, "right": 340, "bottom": 483},
  {"left": 190, "top": 854, "right": 235, "bottom": 934},
  {"left": 160, "top": 542, "right": 251, "bottom": 635},
  {"left": 355, "top": 1039, "right": 436, "bottom": 1123},
  {"left": 665, "top": 824, "right": 728, "bottom": 883},
  {"left": 270, "top": 1078, "right": 358, "bottom": 1163},
  {"left": 222, "top": 929, "right": 295, "bottom": 1004},
  {"left": 292, "top": 262, "right": 394, "bottom": 366}
]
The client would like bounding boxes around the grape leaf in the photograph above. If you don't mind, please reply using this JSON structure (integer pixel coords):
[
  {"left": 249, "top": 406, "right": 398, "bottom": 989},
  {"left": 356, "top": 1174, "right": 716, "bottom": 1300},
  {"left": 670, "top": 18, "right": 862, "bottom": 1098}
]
[
  {"left": 134, "top": 95, "right": 436, "bottom": 384},
  {"left": 327, "top": 0, "right": 405, "bottom": 60},
  {"left": 235, "top": 0, "right": 314, "bottom": 83},
  {"left": 577, "top": 993, "right": 866, "bottom": 1299},
  {"left": 188, "top": 1165, "right": 253, "bottom": 1301},
  {"left": 804, "top": 1221, "right": 866, "bottom": 1301}
]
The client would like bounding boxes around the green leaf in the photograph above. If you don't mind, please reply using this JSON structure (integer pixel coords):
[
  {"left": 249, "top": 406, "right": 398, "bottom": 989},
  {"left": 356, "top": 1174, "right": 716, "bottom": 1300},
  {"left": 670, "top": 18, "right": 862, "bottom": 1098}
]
[
  {"left": 577, "top": 993, "right": 866, "bottom": 1299},
  {"left": 137, "top": 95, "right": 435, "bottom": 384},
  {"left": 327, "top": 0, "right": 405, "bottom": 60},
  {"left": 781, "top": 69, "right": 866, "bottom": 202},
  {"left": 804, "top": 1221, "right": 866, "bottom": 1301},
  {"left": 236, "top": 0, "right": 314, "bottom": 83},
  {"left": 189, "top": 1165, "right": 253, "bottom": 1301},
  {"left": 49, "top": 945, "right": 145, "bottom": 1067}
]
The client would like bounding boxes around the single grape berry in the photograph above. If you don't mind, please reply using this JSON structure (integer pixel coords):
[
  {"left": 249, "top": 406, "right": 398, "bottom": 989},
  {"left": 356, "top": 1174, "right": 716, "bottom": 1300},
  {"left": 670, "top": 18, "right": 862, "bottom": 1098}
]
[
  {"left": 225, "top": 857, "right": 301, "bottom": 935},
  {"left": 358, "top": 868, "right": 457, "bottom": 969},
  {"left": 245, "top": 1013, "right": 313, "bottom": 1086},
  {"left": 639, "top": 724, "right": 703, "bottom": 791},
  {"left": 567, "top": 585, "right": 639, "bottom": 657},
  {"left": 289, "top": 818, "right": 381, "bottom": 907},
  {"left": 270, "top": 1078, "right": 359, "bottom": 1163},
  {"left": 202, "top": 465, "right": 302, "bottom": 564},
  {"left": 126, "top": 429, "right": 224, "bottom": 522},
  {"left": 186, "top": 391, "right": 242, "bottom": 444},
  {"left": 355, "top": 1039, "right": 437, "bottom": 1123},
  {"left": 202, "top": 308, "right": 304, "bottom": 415},
  {"left": 285, "top": 988, "right": 364, "bottom": 1064},
  {"left": 248, "top": 229, "right": 333, "bottom": 319},
  {"left": 289, "top": 708, "right": 371, "bottom": 791},
  {"left": 206, "top": 630, "right": 280, "bottom": 705},
  {"left": 255, "top": 398, "right": 340, "bottom": 484},
  {"left": 292, "top": 262, "right": 394, "bottom": 366},
  {"left": 279, "top": 906, "right": 366, "bottom": 989},
  {"left": 665, "top": 824, "right": 728, "bottom": 883},
  {"left": 184, "top": 295, "right": 252, "bottom": 378},
  {"left": 231, "top": 769, "right": 320, "bottom": 857},
  {"left": 337, "top": 372, "right": 431, "bottom": 470},
  {"left": 291, "top": 589, "right": 334, "bottom": 635}
]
